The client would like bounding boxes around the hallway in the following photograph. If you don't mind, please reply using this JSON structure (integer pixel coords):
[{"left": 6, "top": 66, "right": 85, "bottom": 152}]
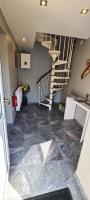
[{"left": 6, "top": 105, "right": 85, "bottom": 200}]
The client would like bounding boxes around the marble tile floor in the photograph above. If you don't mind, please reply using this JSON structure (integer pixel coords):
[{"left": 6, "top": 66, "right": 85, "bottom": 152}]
[{"left": 6, "top": 104, "right": 86, "bottom": 200}]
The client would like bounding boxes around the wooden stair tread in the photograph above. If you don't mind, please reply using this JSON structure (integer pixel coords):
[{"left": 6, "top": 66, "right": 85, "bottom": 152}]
[
  {"left": 53, "top": 69, "right": 70, "bottom": 72},
  {"left": 52, "top": 76, "right": 70, "bottom": 79},
  {"left": 40, "top": 101, "right": 49, "bottom": 107},
  {"left": 44, "top": 96, "right": 50, "bottom": 101},
  {"left": 52, "top": 60, "right": 67, "bottom": 68},
  {"left": 51, "top": 82, "right": 67, "bottom": 85},
  {"left": 41, "top": 41, "right": 52, "bottom": 49}
]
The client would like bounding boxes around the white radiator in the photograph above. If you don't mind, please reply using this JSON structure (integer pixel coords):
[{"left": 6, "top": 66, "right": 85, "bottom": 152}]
[{"left": 15, "top": 87, "right": 22, "bottom": 111}]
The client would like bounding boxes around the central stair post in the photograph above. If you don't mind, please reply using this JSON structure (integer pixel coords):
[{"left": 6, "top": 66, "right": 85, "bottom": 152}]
[{"left": 49, "top": 61, "right": 55, "bottom": 111}]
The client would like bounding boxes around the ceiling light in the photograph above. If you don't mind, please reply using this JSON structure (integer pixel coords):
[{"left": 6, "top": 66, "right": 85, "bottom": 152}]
[
  {"left": 22, "top": 37, "right": 26, "bottom": 42},
  {"left": 40, "top": 0, "right": 47, "bottom": 6},
  {"left": 80, "top": 8, "right": 89, "bottom": 15}
]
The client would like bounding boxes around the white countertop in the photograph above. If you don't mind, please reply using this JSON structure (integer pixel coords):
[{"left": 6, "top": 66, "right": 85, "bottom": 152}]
[{"left": 68, "top": 95, "right": 90, "bottom": 112}]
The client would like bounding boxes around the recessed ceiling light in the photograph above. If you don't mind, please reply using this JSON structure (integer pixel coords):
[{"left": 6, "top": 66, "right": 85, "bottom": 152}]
[
  {"left": 80, "top": 8, "right": 89, "bottom": 15},
  {"left": 40, "top": 0, "right": 48, "bottom": 6},
  {"left": 22, "top": 37, "right": 26, "bottom": 42}
]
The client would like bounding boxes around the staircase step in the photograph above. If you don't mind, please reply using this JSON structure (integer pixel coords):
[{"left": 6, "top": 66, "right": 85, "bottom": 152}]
[
  {"left": 44, "top": 96, "right": 50, "bottom": 102},
  {"left": 53, "top": 69, "right": 70, "bottom": 73},
  {"left": 41, "top": 41, "right": 52, "bottom": 49},
  {"left": 48, "top": 50, "right": 60, "bottom": 61},
  {"left": 40, "top": 101, "right": 49, "bottom": 108},
  {"left": 52, "top": 85, "right": 67, "bottom": 91},
  {"left": 52, "top": 60, "right": 67, "bottom": 68},
  {"left": 52, "top": 76, "right": 70, "bottom": 79},
  {"left": 52, "top": 88, "right": 63, "bottom": 92},
  {"left": 52, "top": 82, "right": 68, "bottom": 86}
]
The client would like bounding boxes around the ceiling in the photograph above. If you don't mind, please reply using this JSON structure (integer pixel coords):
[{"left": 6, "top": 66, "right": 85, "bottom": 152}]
[{"left": 0, "top": 0, "right": 90, "bottom": 47}]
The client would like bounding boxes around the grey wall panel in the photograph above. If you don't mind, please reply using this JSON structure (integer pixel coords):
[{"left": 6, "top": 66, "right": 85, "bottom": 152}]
[{"left": 18, "top": 42, "right": 54, "bottom": 102}]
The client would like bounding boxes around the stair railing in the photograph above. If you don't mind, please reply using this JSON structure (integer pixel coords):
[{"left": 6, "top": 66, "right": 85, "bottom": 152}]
[
  {"left": 36, "top": 33, "right": 75, "bottom": 110},
  {"left": 37, "top": 69, "right": 51, "bottom": 104}
]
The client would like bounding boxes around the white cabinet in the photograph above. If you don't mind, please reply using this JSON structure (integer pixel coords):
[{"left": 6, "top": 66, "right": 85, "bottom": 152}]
[
  {"left": 76, "top": 115, "right": 90, "bottom": 199},
  {"left": 21, "top": 53, "right": 31, "bottom": 69}
]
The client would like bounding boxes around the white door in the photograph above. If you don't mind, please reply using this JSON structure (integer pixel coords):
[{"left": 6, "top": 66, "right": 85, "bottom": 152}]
[{"left": 0, "top": 58, "right": 10, "bottom": 200}]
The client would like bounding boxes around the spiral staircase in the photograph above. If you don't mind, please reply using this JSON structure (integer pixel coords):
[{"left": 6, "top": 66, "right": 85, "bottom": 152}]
[{"left": 36, "top": 33, "right": 75, "bottom": 111}]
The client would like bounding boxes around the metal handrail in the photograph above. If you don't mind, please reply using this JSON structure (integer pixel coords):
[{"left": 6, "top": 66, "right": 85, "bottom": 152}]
[{"left": 37, "top": 68, "right": 52, "bottom": 84}]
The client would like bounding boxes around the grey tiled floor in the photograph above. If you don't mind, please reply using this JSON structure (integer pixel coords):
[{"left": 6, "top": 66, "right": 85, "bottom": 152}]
[{"left": 6, "top": 104, "right": 86, "bottom": 200}]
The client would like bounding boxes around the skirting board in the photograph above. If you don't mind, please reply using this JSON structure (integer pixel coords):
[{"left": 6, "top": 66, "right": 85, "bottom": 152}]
[
  {"left": 3, "top": 171, "right": 9, "bottom": 200},
  {"left": 75, "top": 173, "right": 88, "bottom": 200}
]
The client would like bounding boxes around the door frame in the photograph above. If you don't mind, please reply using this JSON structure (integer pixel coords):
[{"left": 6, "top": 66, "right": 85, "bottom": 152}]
[{"left": 0, "top": 57, "right": 10, "bottom": 200}]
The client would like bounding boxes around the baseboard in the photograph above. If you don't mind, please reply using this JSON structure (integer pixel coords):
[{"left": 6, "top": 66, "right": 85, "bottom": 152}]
[
  {"left": 3, "top": 170, "right": 9, "bottom": 200},
  {"left": 75, "top": 172, "right": 88, "bottom": 200}
]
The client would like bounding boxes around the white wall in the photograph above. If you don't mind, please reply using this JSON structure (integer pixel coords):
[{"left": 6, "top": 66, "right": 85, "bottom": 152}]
[
  {"left": 0, "top": 9, "right": 18, "bottom": 124},
  {"left": 68, "top": 38, "right": 90, "bottom": 126},
  {"left": 7, "top": 35, "right": 18, "bottom": 122},
  {"left": 0, "top": 35, "right": 12, "bottom": 123},
  {"left": 76, "top": 115, "right": 90, "bottom": 200},
  {"left": 18, "top": 43, "right": 60, "bottom": 103}
]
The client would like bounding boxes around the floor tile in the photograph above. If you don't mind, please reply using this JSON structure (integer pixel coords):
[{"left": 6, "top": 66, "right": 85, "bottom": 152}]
[{"left": 6, "top": 104, "right": 85, "bottom": 200}]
